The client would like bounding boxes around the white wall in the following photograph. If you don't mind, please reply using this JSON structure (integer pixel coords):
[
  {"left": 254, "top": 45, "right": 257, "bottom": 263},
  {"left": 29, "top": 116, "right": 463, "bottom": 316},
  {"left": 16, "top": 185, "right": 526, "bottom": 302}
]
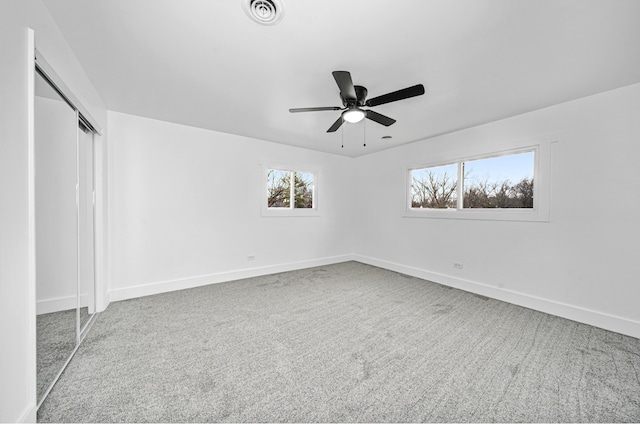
[
  {"left": 0, "top": 1, "right": 107, "bottom": 421},
  {"left": 107, "top": 111, "right": 354, "bottom": 301},
  {"left": 352, "top": 83, "right": 640, "bottom": 338},
  {"left": 0, "top": 25, "right": 36, "bottom": 424}
]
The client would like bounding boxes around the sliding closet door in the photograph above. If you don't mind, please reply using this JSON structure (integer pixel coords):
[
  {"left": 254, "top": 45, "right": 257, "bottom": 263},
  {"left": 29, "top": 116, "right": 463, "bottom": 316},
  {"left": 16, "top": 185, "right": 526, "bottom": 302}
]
[
  {"left": 34, "top": 70, "right": 79, "bottom": 402},
  {"left": 78, "top": 125, "right": 95, "bottom": 330}
]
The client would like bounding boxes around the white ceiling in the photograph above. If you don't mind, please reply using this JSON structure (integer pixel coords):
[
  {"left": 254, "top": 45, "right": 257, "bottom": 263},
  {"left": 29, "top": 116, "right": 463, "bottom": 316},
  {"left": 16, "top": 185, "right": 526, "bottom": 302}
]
[{"left": 43, "top": 0, "right": 640, "bottom": 157}]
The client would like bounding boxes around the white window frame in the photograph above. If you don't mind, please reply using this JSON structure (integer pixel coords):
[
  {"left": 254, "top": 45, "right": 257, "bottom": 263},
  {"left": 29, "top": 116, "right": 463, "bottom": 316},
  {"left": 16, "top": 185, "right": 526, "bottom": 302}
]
[
  {"left": 261, "top": 164, "right": 319, "bottom": 217},
  {"left": 403, "top": 137, "right": 554, "bottom": 222}
]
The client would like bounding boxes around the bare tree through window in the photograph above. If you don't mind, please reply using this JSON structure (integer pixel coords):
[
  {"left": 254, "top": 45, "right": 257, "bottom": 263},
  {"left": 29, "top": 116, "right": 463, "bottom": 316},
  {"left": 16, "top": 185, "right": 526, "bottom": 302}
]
[
  {"left": 267, "top": 169, "right": 314, "bottom": 209},
  {"left": 410, "top": 150, "right": 535, "bottom": 210},
  {"left": 267, "top": 169, "right": 290, "bottom": 207},
  {"left": 411, "top": 163, "right": 458, "bottom": 208},
  {"left": 463, "top": 152, "right": 534, "bottom": 209}
]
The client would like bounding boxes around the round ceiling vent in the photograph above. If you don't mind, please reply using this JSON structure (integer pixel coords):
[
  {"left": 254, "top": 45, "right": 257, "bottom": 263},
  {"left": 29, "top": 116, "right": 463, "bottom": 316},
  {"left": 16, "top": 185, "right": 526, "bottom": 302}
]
[{"left": 242, "top": 0, "right": 285, "bottom": 25}]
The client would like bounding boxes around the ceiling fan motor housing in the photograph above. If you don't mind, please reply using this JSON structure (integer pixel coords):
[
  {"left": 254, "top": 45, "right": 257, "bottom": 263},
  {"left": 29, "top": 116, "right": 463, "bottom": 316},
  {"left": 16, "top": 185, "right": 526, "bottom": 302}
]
[
  {"left": 341, "top": 85, "right": 368, "bottom": 107},
  {"left": 355, "top": 86, "right": 368, "bottom": 106}
]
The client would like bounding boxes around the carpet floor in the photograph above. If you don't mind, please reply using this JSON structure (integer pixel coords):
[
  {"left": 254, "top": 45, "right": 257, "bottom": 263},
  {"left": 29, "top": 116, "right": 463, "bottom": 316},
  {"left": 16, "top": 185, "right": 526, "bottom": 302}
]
[
  {"left": 37, "top": 306, "right": 91, "bottom": 402},
  {"left": 37, "top": 309, "right": 77, "bottom": 401},
  {"left": 37, "top": 261, "right": 640, "bottom": 422}
]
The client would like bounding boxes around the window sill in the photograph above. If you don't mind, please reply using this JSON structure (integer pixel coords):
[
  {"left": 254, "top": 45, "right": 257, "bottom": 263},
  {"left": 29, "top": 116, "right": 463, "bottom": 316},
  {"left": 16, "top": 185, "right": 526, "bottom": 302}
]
[
  {"left": 261, "top": 208, "right": 320, "bottom": 217},
  {"left": 402, "top": 208, "right": 549, "bottom": 222}
]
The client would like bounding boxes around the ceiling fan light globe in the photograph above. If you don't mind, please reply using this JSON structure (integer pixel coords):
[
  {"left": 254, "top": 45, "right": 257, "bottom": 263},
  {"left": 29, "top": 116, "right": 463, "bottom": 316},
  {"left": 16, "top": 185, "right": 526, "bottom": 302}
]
[{"left": 343, "top": 108, "right": 365, "bottom": 123}]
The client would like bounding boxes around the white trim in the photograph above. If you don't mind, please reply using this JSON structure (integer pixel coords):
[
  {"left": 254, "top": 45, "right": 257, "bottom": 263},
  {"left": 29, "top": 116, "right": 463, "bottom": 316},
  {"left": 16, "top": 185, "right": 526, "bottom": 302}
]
[
  {"left": 107, "top": 254, "right": 354, "bottom": 303},
  {"left": 25, "top": 27, "right": 37, "bottom": 424},
  {"left": 34, "top": 49, "right": 102, "bottom": 135},
  {"left": 93, "top": 129, "right": 108, "bottom": 313},
  {"left": 353, "top": 254, "right": 640, "bottom": 339}
]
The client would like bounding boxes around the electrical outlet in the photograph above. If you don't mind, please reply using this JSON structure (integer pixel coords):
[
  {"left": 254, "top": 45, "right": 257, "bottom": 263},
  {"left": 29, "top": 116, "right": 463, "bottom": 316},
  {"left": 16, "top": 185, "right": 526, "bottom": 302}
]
[
  {"left": 247, "top": 255, "right": 255, "bottom": 262},
  {"left": 453, "top": 262, "right": 464, "bottom": 270}
]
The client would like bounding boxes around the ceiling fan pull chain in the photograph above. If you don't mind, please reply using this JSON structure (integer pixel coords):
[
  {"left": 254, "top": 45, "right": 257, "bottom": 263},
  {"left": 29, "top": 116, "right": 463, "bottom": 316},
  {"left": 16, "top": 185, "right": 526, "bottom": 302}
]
[
  {"left": 341, "top": 122, "right": 344, "bottom": 148},
  {"left": 363, "top": 119, "right": 367, "bottom": 147}
]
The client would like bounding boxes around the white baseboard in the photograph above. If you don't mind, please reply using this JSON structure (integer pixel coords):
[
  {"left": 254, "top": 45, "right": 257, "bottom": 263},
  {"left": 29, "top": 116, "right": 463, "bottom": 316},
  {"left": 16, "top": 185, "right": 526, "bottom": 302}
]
[
  {"left": 353, "top": 254, "right": 640, "bottom": 339},
  {"left": 36, "top": 293, "right": 91, "bottom": 315},
  {"left": 107, "top": 254, "right": 355, "bottom": 304},
  {"left": 103, "top": 253, "right": 640, "bottom": 339}
]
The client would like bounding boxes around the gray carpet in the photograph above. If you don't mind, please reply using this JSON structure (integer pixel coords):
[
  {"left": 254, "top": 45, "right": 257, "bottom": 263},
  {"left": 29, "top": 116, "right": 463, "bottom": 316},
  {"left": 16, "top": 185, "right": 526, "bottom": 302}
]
[
  {"left": 37, "top": 261, "right": 640, "bottom": 422},
  {"left": 37, "top": 308, "right": 77, "bottom": 401},
  {"left": 37, "top": 306, "right": 91, "bottom": 402}
]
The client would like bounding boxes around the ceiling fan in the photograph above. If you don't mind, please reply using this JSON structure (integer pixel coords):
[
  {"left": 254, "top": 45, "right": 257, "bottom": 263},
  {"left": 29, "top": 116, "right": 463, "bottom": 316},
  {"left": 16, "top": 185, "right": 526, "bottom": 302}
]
[{"left": 289, "top": 71, "right": 425, "bottom": 133}]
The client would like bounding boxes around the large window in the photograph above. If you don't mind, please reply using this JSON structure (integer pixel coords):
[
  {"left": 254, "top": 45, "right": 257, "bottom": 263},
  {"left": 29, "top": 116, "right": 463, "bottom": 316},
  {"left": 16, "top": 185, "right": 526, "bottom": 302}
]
[
  {"left": 406, "top": 141, "right": 552, "bottom": 222},
  {"left": 263, "top": 167, "right": 317, "bottom": 216}
]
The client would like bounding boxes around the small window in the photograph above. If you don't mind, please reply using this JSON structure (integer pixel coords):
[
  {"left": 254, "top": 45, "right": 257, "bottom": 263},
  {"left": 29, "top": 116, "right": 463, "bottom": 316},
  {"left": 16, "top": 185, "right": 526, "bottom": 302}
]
[{"left": 264, "top": 167, "right": 317, "bottom": 216}]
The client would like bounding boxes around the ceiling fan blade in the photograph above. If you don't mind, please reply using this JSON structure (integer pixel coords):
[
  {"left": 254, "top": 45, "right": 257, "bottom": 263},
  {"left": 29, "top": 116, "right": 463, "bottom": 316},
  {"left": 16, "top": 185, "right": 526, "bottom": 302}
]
[
  {"left": 332, "top": 71, "right": 357, "bottom": 102},
  {"left": 365, "top": 109, "right": 396, "bottom": 127},
  {"left": 365, "top": 84, "right": 425, "bottom": 107},
  {"left": 289, "top": 106, "right": 342, "bottom": 113},
  {"left": 326, "top": 116, "right": 344, "bottom": 133}
]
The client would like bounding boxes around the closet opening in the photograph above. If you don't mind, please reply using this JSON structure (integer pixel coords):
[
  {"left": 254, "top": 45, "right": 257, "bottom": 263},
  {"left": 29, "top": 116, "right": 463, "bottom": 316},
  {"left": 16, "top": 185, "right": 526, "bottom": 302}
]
[{"left": 34, "top": 51, "right": 101, "bottom": 410}]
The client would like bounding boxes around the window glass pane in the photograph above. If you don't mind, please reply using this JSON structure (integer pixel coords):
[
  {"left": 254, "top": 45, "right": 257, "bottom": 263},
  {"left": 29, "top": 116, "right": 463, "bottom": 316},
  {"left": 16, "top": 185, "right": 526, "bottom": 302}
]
[
  {"left": 267, "top": 169, "right": 291, "bottom": 208},
  {"left": 294, "top": 172, "right": 314, "bottom": 209},
  {"left": 410, "top": 163, "right": 458, "bottom": 209},
  {"left": 463, "top": 151, "right": 534, "bottom": 208}
]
